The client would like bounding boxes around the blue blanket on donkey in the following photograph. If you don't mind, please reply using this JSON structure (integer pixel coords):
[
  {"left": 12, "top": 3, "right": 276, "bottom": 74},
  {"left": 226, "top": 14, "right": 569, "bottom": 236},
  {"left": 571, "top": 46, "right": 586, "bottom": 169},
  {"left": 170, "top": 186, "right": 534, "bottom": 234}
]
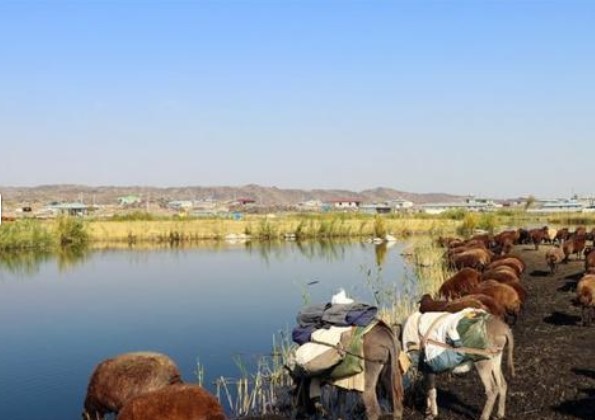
[{"left": 292, "top": 302, "right": 378, "bottom": 345}]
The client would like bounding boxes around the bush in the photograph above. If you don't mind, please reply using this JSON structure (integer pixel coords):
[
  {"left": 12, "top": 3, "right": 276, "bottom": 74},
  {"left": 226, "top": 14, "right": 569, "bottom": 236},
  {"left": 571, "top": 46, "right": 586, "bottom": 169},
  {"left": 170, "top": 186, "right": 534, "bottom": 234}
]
[
  {"left": 56, "top": 216, "right": 89, "bottom": 247},
  {"left": 373, "top": 215, "right": 387, "bottom": 238},
  {"left": 456, "top": 213, "right": 479, "bottom": 237},
  {"left": 110, "top": 211, "right": 156, "bottom": 221},
  {"left": 0, "top": 219, "right": 53, "bottom": 251}
]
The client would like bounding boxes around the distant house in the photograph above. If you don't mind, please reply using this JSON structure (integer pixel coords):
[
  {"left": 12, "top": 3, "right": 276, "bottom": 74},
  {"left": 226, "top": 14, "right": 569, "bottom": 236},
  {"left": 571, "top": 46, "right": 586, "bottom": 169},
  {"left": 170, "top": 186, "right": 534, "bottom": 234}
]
[
  {"left": 47, "top": 202, "right": 88, "bottom": 216},
  {"left": 167, "top": 200, "right": 194, "bottom": 211},
  {"left": 192, "top": 199, "right": 229, "bottom": 216},
  {"left": 527, "top": 199, "right": 584, "bottom": 213},
  {"left": 359, "top": 203, "right": 392, "bottom": 214},
  {"left": 331, "top": 199, "right": 362, "bottom": 210},
  {"left": 420, "top": 197, "right": 501, "bottom": 215},
  {"left": 235, "top": 198, "right": 256, "bottom": 206},
  {"left": 117, "top": 195, "right": 142, "bottom": 206},
  {"left": 388, "top": 199, "right": 414, "bottom": 210},
  {"left": 296, "top": 200, "right": 324, "bottom": 211}
]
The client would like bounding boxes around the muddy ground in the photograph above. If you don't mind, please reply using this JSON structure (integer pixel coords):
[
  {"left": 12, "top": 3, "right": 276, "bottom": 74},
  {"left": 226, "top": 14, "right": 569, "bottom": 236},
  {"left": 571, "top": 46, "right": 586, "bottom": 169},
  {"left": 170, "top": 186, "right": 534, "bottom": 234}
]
[{"left": 400, "top": 244, "right": 595, "bottom": 420}]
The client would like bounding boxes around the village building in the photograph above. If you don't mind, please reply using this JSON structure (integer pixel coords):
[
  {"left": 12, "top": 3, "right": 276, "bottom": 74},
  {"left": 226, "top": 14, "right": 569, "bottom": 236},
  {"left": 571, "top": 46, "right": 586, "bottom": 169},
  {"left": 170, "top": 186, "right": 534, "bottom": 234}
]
[
  {"left": 296, "top": 200, "right": 324, "bottom": 212},
  {"left": 45, "top": 202, "right": 88, "bottom": 217},
  {"left": 420, "top": 197, "right": 501, "bottom": 214},
  {"left": 117, "top": 195, "right": 142, "bottom": 206},
  {"left": 330, "top": 198, "right": 362, "bottom": 211},
  {"left": 527, "top": 198, "right": 584, "bottom": 213}
]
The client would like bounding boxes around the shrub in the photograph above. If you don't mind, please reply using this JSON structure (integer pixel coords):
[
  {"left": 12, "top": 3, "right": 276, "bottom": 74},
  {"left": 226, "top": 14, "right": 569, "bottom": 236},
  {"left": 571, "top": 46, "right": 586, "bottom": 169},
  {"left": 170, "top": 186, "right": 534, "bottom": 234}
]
[
  {"left": 56, "top": 216, "right": 89, "bottom": 247},
  {"left": 0, "top": 219, "right": 53, "bottom": 251},
  {"left": 456, "top": 213, "right": 479, "bottom": 237},
  {"left": 373, "top": 215, "right": 387, "bottom": 238}
]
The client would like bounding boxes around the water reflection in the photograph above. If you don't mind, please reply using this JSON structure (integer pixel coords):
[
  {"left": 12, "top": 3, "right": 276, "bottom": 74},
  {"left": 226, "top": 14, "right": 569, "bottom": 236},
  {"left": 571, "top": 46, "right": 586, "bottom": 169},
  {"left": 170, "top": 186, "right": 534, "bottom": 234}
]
[
  {"left": 0, "top": 246, "right": 89, "bottom": 276},
  {"left": 0, "top": 239, "right": 399, "bottom": 278},
  {"left": 375, "top": 242, "right": 388, "bottom": 267},
  {"left": 56, "top": 246, "right": 89, "bottom": 271},
  {"left": 0, "top": 250, "right": 52, "bottom": 276}
]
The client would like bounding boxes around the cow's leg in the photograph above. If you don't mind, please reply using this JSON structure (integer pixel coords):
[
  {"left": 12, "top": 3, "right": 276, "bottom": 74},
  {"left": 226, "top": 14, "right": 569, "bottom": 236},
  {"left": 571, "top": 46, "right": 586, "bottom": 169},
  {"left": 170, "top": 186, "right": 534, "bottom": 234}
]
[{"left": 475, "top": 359, "right": 498, "bottom": 420}]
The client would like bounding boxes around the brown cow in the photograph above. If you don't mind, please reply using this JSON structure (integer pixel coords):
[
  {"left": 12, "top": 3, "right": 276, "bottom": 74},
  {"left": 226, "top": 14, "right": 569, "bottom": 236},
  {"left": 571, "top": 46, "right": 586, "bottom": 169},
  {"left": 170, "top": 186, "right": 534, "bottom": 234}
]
[
  {"left": 481, "top": 269, "right": 520, "bottom": 285},
  {"left": 575, "top": 274, "right": 595, "bottom": 326},
  {"left": 419, "top": 293, "right": 488, "bottom": 313},
  {"left": 584, "top": 247, "right": 595, "bottom": 273},
  {"left": 82, "top": 352, "right": 182, "bottom": 420},
  {"left": 555, "top": 228, "right": 570, "bottom": 244},
  {"left": 472, "top": 280, "right": 522, "bottom": 324},
  {"left": 438, "top": 268, "right": 482, "bottom": 300},
  {"left": 493, "top": 230, "right": 519, "bottom": 248},
  {"left": 574, "top": 226, "right": 587, "bottom": 237},
  {"left": 418, "top": 293, "right": 506, "bottom": 319},
  {"left": 545, "top": 246, "right": 565, "bottom": 274},
  {"left": 529, "top": 226, "right": 549, "bottom": 250},
  {"left": 517, "top": 228, "right": 530, "bottom": 244},
  {"left": 470, "top": 233, "right": 493, "bottom": 248},
  {"left": 449, "top": 248, "right": 492, "bottom": 271},
  {"left": 486, "top": 256, "right": 525, "bottom": 276},
  {"left": 116, "top": 384, "right": 226, "bottom": 420},
  {"left": 562, "top": 234, "right": 587, "bottom": 262}
]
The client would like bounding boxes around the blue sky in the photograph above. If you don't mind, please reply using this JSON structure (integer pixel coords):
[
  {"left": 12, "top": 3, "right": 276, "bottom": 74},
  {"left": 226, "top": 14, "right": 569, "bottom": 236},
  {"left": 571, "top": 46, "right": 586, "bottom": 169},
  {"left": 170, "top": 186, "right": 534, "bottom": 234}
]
[{"left": 1, "top": 1, "right": 593, "bottom": 198}]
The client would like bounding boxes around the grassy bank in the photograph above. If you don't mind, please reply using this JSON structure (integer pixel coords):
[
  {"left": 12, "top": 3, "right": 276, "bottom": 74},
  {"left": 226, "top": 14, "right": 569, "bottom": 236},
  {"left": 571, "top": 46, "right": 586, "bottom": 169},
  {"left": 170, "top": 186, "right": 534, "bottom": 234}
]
[
  {"left": 80, "top": 210, "right": 595, "bottom": 244},
  {"left": 4, "top": 209, "right": 595, "bottom": 250},
  {"left": 0, "top": 216, "right": 88, "bottom": 251},
  {"left": 86, "top": 213, "right": 460, "bottom": 244}
]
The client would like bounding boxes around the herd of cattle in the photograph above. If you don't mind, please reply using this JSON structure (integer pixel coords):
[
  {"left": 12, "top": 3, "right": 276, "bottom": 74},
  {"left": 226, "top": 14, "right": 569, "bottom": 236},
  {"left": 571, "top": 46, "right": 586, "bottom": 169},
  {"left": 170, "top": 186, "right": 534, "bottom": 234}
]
[
  {"left": 80, "top": 225, "right": 595, "bottom": 420},
  {"left": 437, "top": 225, "right": 595, "bottom": 327}
]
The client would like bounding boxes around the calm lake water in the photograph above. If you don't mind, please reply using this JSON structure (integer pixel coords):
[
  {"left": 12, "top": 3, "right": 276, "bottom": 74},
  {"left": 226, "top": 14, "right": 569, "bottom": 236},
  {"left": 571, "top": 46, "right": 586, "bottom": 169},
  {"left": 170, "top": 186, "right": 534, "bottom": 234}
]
[{"left": 0, "top": 240, "right": 416, "bottom": 419}]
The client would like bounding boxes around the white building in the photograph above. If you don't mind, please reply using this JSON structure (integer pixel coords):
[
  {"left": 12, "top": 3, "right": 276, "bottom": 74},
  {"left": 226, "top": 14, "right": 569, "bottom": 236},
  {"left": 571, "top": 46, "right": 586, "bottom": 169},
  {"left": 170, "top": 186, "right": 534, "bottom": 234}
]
[
  {"left": 527, "top": 199, "right": 584, "bottom": 213},
  {"left": 420, "top": 198, "right": 501, "bottom": 215}
]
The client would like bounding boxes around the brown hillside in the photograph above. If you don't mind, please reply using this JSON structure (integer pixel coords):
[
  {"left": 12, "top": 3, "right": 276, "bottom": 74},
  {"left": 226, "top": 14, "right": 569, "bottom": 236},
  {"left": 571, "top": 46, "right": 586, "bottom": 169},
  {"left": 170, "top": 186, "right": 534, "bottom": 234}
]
[{"left": 0, "top": 184, "right": 465, "bottom": 207}]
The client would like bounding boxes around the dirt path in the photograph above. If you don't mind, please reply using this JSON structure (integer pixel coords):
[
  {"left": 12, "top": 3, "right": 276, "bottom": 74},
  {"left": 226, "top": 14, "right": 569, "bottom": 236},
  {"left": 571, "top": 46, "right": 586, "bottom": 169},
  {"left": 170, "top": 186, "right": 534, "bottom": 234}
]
[{"left": 402, "top": 244, "right": 595, "bottom": 420}]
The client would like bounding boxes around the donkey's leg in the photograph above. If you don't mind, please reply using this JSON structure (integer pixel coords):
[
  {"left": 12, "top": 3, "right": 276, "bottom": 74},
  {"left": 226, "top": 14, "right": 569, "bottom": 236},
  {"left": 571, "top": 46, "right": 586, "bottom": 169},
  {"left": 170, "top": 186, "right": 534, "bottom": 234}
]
[
  {"left": 362, "top": 361, "right": 384, "bottom": 420},
  {"left": 423, "top": 372, "right": 438, "bottom": 419},
  {"left": 492, "top": 353, "right": 507, "bottom": 419},
  {"left": 475, "top": 359, "right": 498, "bottom": 420}
]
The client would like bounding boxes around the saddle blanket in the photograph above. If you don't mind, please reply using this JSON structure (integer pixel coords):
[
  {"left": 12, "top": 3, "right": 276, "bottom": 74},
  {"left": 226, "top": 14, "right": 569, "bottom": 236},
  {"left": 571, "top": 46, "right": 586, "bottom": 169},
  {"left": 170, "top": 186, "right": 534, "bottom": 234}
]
[{"left": 402, "top": 309, "right": 490, "bottom": 373}]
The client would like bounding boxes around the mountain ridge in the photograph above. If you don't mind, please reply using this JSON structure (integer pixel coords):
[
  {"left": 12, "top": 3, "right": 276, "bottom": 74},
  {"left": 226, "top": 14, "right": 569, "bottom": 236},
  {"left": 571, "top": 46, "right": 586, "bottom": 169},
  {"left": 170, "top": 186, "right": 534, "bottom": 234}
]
[{"left": 0, "top": 184, "right": 467, "bottom": 206}]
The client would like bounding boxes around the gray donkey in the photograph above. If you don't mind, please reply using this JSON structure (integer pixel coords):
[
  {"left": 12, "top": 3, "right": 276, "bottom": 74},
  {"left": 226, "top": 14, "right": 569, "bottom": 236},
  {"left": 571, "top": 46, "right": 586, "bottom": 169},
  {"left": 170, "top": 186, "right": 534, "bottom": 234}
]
[{"left": 402, "top": 311, "right": 515, "bottom": 420}]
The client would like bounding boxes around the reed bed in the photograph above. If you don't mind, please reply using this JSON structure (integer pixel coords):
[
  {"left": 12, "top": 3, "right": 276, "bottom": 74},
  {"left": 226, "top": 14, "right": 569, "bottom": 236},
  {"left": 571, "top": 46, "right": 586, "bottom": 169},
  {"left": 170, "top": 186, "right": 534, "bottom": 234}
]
[
  {"left": 0, "top": 219, "right": 54, "bottom": 251},
  {"left": 212, "top": 332, "right": 296, "bottom": 417},
  {"left": 85, "top": 214, "right": 460, "bottom": 244}
]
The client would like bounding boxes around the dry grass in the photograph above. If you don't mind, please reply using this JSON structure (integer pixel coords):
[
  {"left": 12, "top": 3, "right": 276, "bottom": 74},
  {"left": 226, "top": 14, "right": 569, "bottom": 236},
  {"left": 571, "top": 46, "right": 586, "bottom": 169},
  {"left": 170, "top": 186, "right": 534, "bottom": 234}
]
[{"left": 84, "top": 215, "right": 460, "bottom": 243}]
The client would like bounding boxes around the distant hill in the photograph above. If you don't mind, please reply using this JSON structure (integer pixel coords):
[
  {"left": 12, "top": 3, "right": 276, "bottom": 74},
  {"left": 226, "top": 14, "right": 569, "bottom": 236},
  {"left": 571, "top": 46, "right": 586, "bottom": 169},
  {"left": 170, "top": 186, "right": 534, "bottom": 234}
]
[{"left": 0, "top": 184, "right": 466, "bottom": 206}]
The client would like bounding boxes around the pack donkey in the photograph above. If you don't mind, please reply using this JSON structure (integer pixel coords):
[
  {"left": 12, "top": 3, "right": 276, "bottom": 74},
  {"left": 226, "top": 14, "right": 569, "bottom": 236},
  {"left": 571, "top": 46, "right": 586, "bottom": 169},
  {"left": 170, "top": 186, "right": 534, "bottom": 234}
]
[
  {"left": 291, "top": 321, "right": 404, "bottom": 420},
  {"left": 402, "top": 311, "right": 515, "bottom": 420}
]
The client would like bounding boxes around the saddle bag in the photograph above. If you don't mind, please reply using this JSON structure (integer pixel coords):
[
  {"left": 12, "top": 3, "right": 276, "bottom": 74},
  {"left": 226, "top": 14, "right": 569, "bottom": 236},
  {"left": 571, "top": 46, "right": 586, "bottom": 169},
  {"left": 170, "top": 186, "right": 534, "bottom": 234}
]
[{"left": 293, "top": 326, "right": 352, "bottom": 376}]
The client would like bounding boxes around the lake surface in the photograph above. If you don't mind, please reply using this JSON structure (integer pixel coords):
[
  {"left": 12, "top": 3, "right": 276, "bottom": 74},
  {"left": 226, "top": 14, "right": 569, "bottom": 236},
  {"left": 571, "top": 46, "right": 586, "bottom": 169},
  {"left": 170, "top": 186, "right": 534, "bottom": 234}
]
[{"left": 0, "top": 240, "right": 415, "bottom": 419}]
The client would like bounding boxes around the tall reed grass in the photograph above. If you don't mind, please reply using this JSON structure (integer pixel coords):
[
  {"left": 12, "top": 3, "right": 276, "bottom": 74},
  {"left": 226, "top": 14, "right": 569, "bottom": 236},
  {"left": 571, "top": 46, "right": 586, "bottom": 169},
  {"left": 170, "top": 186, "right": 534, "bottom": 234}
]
[
  {"left": 84, "top": 214, "right": 460, "bottom": 244},
  {"left": 0, "top": 219, "right": 53, "bottom": 251}
]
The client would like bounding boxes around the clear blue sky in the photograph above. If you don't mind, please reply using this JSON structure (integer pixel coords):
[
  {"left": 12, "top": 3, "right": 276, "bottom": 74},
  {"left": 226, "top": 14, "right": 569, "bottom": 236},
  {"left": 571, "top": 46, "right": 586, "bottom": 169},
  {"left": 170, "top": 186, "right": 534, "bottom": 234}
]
[{"left": 1, "top": 1, "right": 593, "bottom": 199}]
